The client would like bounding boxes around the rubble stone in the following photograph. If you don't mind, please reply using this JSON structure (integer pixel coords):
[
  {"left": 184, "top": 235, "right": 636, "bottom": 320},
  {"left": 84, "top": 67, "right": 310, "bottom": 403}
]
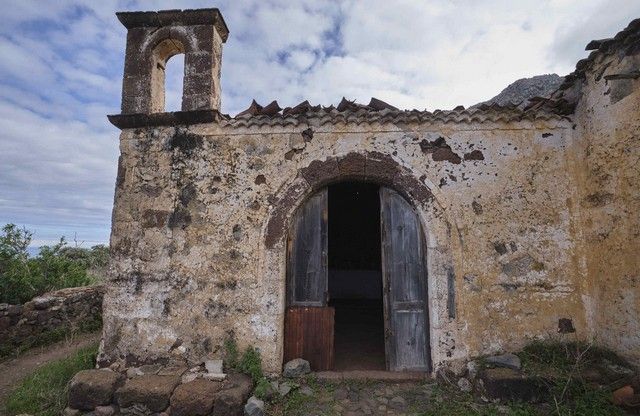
[
  {"left": 485, "top": 353, "right": 521, "bottom": 370},
  {"left": 283, "top": 358, "right": 311, "bottom": 378},
  {"left": 116, "top": 375, "right": 180, "bottom": 413},
  {"left": 170, "top": 378, "right": 222, "bottom": 416},
  {"left": 244, "top": 396, "right": 264, "bottom": 416},
  {"left": 68, "top": 369, "right": 123, "bottom": 410},
  {"left": 212, "top": 374, "right": 253, "bottom": 416}
]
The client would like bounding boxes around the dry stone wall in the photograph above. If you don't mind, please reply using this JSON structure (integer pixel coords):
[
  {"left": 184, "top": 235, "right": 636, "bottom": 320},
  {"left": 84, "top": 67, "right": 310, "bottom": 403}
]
[{"left": 0, "top": 285, "right": 104, "bottom": 356}]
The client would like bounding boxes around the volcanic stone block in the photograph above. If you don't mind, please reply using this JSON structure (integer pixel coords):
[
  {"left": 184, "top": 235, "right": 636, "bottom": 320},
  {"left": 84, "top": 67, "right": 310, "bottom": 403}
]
[
  {"left": 116, "top": 374, "right": 181, "bottom": 412},
  {"left": 68, "top": 369, "right": 124, "bottom": 410},
  {"left": 480, "top": 368, "right": 549, "bottom": 402},
  {"left": 212, "top": 374, "right": 253, "bottom": 416},
  {"left": 170, "top": 379, "right": 223, "bottom": 416}
]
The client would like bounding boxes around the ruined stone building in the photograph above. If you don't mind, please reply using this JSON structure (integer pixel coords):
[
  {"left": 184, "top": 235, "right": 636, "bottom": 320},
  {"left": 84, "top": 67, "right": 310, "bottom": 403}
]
[{"left": 104, "top": 8, "right": 640, "bottom": 375}]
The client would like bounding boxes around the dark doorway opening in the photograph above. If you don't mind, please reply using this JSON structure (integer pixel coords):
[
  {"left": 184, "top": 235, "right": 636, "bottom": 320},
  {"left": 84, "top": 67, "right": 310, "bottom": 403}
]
[{"left": 328, "top": 182, "right": 385, "bottom": 370}]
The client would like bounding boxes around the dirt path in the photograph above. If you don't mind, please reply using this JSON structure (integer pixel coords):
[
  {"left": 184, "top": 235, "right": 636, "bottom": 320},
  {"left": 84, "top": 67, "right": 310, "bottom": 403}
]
[{"left": 0, "top": 332, "right": 101, "bottom": 412}]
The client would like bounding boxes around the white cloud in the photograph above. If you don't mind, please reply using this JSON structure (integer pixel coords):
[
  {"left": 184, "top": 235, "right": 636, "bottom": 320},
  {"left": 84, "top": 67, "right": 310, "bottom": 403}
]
[{"left": 0, "top": 0, "right": 638, "bottom": 245}]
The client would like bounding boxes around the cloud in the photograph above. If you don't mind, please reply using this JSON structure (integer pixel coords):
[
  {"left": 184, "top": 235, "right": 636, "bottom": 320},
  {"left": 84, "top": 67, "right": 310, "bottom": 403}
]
[
  {"left": 550, "top": 0, "right": 640, "bottom": 66},
  {"left": 0, "top": 0, "right": 637, "bottom": 246}
]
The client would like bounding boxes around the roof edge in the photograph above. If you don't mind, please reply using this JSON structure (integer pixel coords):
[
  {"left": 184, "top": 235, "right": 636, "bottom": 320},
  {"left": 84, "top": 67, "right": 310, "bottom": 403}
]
[{"left": 107, "top": 110, "right": 222, "bottom": 129}]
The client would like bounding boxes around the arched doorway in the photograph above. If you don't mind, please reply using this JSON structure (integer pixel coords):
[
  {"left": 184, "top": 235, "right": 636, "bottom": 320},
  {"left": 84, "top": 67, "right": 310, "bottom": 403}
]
[{"left": 284, "top": 181, "right": 430, "bottom": 372}]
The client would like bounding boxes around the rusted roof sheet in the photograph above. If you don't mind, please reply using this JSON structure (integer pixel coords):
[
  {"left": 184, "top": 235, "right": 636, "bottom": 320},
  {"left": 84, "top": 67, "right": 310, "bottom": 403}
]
[{"left": 222, "top": 98, "right": 568, "bottom": 128}]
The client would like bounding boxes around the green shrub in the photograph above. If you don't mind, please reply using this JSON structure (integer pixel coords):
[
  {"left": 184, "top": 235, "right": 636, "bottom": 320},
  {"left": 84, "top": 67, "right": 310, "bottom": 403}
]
[
  {"left": 238, "top": 346, "right": 263, "bottom": 383},
  {"left": 0, "top": 224, "right": 100, "bottom": 304},
  {"left": 5, "top": 343, "right": 98, "bottom": 416},
  {"left": 254, "top": 377, "right": 272, "bottom": 400},
  {"left": 223, "top": 335, "right": 263, "bottom": 383},
  {"left": 520, "top": 340, "right": 630, "bottom": 376},
  {"left": 223, "top": 335, "right": 240, "bottom": 371}
]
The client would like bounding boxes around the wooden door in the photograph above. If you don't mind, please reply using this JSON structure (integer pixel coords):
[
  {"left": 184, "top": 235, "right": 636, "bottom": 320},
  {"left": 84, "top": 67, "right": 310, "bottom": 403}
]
[
  {"left": 380, "top": 187, "right": 430, "bottom": 371},
  {"left": 284, "top": 189, "right": 334, "bottom": 370}
]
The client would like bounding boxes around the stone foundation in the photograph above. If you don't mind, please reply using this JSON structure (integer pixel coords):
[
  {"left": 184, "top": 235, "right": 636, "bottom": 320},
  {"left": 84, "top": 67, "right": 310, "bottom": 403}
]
[
  {"left": 66, "top": 367, "right": 253, "bottom": 416},
  {"left": 0, "top": 285, "right": 104, "bottom": 356}
]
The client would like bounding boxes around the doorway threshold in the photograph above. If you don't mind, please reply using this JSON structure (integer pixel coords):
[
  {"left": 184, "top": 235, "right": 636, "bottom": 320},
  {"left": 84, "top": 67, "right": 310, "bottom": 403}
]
[{"left": 314, "top": 370, "right": 429, "bottom": 382}]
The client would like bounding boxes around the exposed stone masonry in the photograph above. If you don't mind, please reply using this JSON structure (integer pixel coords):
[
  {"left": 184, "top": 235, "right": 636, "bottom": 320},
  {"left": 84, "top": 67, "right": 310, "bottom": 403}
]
[{"left": 0, "top": 285, "right": 104, "bottom": 356}]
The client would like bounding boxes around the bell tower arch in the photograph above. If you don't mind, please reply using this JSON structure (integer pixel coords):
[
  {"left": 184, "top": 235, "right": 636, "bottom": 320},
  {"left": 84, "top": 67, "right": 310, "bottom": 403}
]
[{"left": 109, "top": 8, "right": 229, "bottom": 128}]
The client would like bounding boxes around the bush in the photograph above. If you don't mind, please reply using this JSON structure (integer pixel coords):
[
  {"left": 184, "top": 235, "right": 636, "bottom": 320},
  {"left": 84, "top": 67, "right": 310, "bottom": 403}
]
[
  {"left": 0, "top": 224, "right": 101, "bottom": 304},
  {"left": 223, "top": 335, "right": 240, "bottom": 371},
  {"left": 238, "top": 346, "right": 264, "bottom": 383}
]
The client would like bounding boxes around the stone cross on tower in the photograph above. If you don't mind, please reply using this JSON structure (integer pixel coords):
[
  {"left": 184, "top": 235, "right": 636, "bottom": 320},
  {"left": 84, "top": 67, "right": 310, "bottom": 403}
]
[{"left": 108, "top": 8, "right": 229, "bottom": 129}]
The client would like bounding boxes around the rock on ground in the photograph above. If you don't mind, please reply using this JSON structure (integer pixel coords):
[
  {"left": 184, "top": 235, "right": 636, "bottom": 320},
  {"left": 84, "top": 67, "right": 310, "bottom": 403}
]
[
  {"left": 244, "top": 396, "right": 264, "bottom": 416},
  {"left": 457, "top": 377, "right": 472, "bottom": 392},
  {"left": 485, "top": 353, "right": 521, "bottom": 370},
  {"left": 170, "top": 378, "right": 222, "bottom": 416},
  {"left": 68, "top": 369, "right": 124, "bottom": 410},
  {"left": 283, "top": 358, "right": 310, "bottom": 378},
  {"left": 212, "top": 374, "right": 253, "bottom": 416},
  {"left": 115, "top": 374, "right": 180, "bottom": 413}
]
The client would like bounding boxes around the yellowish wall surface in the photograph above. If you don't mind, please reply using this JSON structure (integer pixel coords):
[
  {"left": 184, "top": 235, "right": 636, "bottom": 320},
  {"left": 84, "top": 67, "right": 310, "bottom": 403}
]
[
  {"left": 572, "top": 51, "right": 640, "bottom": 364},
  {"left": 102, "top": 114, "right": 593, "bottom": 373}
]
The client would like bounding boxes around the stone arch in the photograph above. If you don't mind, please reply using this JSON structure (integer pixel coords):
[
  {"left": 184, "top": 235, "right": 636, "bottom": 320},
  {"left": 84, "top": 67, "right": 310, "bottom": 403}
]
[
  {"left": 259, "top": 151, "right": 462, "bottom": 373},
  {"left": 149, "top": 37, "right": 186, "bottom": 113},
  {"left": 265, "top": 151, "right": 437, "bottom": 249}
]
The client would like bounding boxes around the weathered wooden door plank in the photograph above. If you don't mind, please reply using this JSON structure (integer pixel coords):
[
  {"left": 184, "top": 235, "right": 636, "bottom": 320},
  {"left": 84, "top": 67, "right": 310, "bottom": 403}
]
[
  {"left": 283, "top": 306, "right": 335, "bottom": 371},
  {"left": 285, "top": 189, "right": 334, "bottom": 371},
  {"left": 380, "top": 187, "right": 430, "bottom": 372},
  {"left": 287, "top": 189, "right": 328, "bottom": 307}
]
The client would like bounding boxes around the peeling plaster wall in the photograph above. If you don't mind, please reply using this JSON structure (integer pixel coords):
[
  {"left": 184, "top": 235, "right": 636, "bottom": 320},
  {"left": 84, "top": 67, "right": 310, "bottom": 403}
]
[
  {"left": 572, "top": 51, "right": 640, "bottom": 364},
  {"left": 102, "top": 116, "right": 590, "bottom": 373}
]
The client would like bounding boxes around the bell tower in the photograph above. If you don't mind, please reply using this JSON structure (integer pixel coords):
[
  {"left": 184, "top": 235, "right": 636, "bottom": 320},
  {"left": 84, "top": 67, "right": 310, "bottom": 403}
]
[{"left": 108, "top": 8, "right": 229, "bottom": 128}]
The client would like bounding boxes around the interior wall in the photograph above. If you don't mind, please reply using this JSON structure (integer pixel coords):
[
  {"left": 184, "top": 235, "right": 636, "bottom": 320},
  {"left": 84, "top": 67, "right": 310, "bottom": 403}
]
[{"left": 328, "top": 182, "right": 382, "bottom": 300}]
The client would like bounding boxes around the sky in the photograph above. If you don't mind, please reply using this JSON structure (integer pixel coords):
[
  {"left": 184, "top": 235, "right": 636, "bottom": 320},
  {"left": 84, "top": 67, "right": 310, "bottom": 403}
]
[{"left": 0, "top": 0, "right": 638, "bottom": 248}]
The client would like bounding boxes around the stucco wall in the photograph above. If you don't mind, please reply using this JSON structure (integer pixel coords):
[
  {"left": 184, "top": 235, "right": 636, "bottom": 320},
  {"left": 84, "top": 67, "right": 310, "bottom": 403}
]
[
  {"left": 101, "top": 115, "right": 591, "bottom": 373},
  {"left": 572, "top": 49, "right": 640, "bottom": 364}
]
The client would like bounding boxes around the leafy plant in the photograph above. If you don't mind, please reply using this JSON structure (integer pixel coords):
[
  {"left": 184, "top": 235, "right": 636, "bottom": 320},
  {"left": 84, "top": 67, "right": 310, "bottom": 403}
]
[
  {"left": 254, "top": 377, "right": 272, "bottom": 400},
  {"left": 238, "top": 345, "right": 263, "bottom": 383},
  {"left": 223, "top": 335, "right": 240, "bottom": 371},
  {"left": 518, "top": 340, "right": 627, "bottom": 416}
]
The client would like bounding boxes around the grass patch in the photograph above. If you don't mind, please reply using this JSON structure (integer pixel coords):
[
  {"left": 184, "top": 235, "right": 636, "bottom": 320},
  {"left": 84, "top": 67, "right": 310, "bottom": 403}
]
[
  {"left": 519, "top": 340, "right": 628, "bottom": 376},
  {"left": 517, "top": 340, "right": 627, "bottom": 416},
  {"left": 4, "top": 343, "right": 98, "bottom": 416},
  {"left": 417, "top": 383, "right": 538, "bottom": 416}
]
